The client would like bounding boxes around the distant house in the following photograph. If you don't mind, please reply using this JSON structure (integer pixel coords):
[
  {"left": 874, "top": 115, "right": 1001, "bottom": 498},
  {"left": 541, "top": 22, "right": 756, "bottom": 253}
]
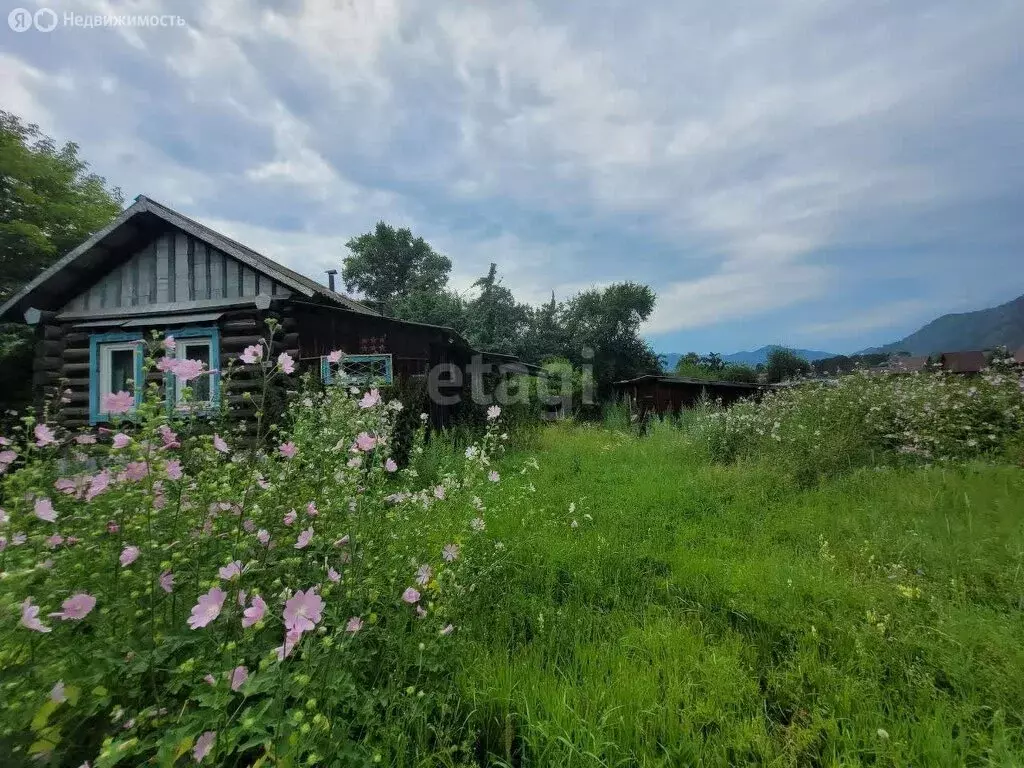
[
  {"left": 1015, "top": 346, "right": 1024, "bottom": 366},
  {"left": 938, "top": 350, "right": 988, "bottom": 375},
  {"left": 613, "top": 374, "right": 764, "bottom": 416},
  {"left": 886, "top": 355, "right": 930, "bottom": 373},
  {"left": 0, "top": 196, "right": 496, "bottom": 430}
]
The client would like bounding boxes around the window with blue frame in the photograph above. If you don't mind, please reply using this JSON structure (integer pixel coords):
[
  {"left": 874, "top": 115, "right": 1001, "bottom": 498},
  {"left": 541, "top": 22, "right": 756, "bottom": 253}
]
[
  {"left": 321, "top": 353, "right": 393, "bottom": 385},
  {"left": 169, "top": 327, "right": 221, "bottom": 410},
  {"left": 89, "top": 332, "right": 144, "bottom": 424}
]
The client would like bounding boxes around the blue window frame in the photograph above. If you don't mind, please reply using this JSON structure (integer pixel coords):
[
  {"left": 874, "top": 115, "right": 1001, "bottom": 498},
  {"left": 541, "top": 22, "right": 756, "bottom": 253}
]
[
  {"left": 166, "top": 326, "right": 221, "bottom": 412},
  {"left": 89, "top": 332, "right": 144, "bottom": 424},
  {"left": 321, "top": 353, "right": 393, "bottom": 385}
]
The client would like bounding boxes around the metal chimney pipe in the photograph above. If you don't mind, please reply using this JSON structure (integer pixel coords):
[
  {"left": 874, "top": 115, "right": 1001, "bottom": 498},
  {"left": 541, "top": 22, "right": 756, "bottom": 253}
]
[{"left": 325, "top": 269, "right": 338, "bottom": 292}]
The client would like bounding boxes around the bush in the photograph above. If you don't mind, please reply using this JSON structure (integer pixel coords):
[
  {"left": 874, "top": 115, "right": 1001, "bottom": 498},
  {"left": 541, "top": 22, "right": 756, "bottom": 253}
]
[
  {"left": 695, "top": 369, "right": 1024, "bottom": 484},
  {"left": 0, "top": 330, "right": 529, "bottom": 766}
]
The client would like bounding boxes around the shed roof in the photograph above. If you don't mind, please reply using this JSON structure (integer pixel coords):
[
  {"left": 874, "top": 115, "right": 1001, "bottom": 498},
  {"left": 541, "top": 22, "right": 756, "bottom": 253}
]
[
  {"left": 0, "top": 195, "right": 378, "bottom": 322},
  {"left": 939, "top": 350, "right": 987, "bottom": 373},
  {"left": 887, "top": 355, "right": 930, "bottom": 372},
  {"left": 613, "top": 374, "right": 762, "bottom": 390}
]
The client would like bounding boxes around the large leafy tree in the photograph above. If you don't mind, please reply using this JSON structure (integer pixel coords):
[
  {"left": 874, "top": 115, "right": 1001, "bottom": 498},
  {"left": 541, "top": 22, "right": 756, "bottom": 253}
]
[
  {"left": 765, "top": 347, "right": 812, "bottom": 383},
  {"left": 0, "top": 111, "right": 123, "bottom": 419},
  {"left": 0, "top": 110, "right": 123, "bottom": 303},
  {"left": 342, "top": 222, "right": 452, "bottom": 314},
  {"left": 563, "top": 282, "right": 661, "bottom": 398},
  {"left": 464, "top": 263, "right": 531, "bottom": 353}
]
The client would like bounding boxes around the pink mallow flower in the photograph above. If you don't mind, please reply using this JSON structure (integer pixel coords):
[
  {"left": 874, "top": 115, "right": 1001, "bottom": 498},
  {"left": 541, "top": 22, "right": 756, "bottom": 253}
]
[
  {"left": 295, "top": 527, "right": 313, "bottom": 549},
  {"left": 166, "top": 459, "right": 183, "bottom": 480},
  {"left": 278, "top": 441, "right": 297, "bottom": 459},
  {"left": 193, "top": 730, "right": 216, "bottom": 763},
  {"left": 34, "top": 424, "right": 57, "bottom": 447},
  {"left": 277, "top": 352, "right": 296, "bottom": 374},
  {"left": 242, "top": 594, "right": 267, "bottom": 628},
  {"left": 120, "top": 545, "right": 140, "bottom": 567},
  {"left": 327, "top": 566, "right": 341, "bottom": 583},
  {"left": 229, "top": 665, "right": 248, "bottom": 692},
  {"left": 283, "top": 588, "right": 324, "bottom": 634},
  {"left": 218, "top": 560, "right": 243, "bottom": 581},
  {"left": 102, "top": 391, "right": 135, "bottom": 415},
  {"left": 158, "top": 425, "right": 180, "bottom": 449},
  {"left": 112, "top": 433, "right": 131, "bottom": 449},
  {"left": 283, "top": 510, "right": 297, "bottom": 526},
  {"left": 359, "top": 389, "right": 381, "bottom": 409},
  {"left": 275, "top": 628, "right": 303, "bottom": 661},
  {"left": 159, "top": 570, "right": 175, "bottom": 593},
  {"left": 305, "top": 501, "right": 318, "bottom": 517},
  {"left": 327, "top": 349, "right": 343, "bottom": 364},
  {"left": 20, "top": 598, "right": 51, "bottom": 633},
  {"left": 188, "top": 587, "right": 227, "bottom": 630},
  {"left": 402, "top": 587, "right": 421, "bottom": 604},
  {"left": 346, "top": 616, "right": 363, "bottom": 633},
  {"left": 433, "top": 485, "right": 446, "bottom": 500},
  {"left": 86, "top": 471, "right": 111, "bottom": 501},
  {"left": 256, "top": 529, "right": 270, "bottom": 546},
  {"left": 488, "top": 470, "right": 500, "bottom": 483},
  {"left": 442, "top": 543, "right": 460, "bottom": 562},
  {"left": 172, "top": 358, "right": 206, "bottom": 382},
  {"left": 163, "top": 335, "right": 176, "bottom": 351},
  {"left": 34, "top": 497, "right": 58, "bottom": 523},
  {"left": 51, "top": 681, "right": 66, "bottom": 703},
  {"left": 49, "top": 593, "right": 96, "bottom": 621},
  {"left": 416, "top": 564, "right": 433, "bottom": 585},
  {"left": 213, "top": 434, "right": 229, "bottom": 454},
  {"left": 240, "top": 344, "right": 263, "bottom": 364},
  {"left": 385, "top": 458, "right": 398, "bottom": 472},
  {"left": 487, "top": 405, "right": 501, "bottom": 421},
  {"left": 354, "top": 432, "right": 376, "bottom": 452},
  {"left": 75, "top": 433, "right": 97, "bottom": 445}
]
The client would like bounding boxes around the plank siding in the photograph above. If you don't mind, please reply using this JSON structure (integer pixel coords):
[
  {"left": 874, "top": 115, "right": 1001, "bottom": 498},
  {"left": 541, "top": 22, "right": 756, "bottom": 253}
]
[{"left": 60, "top": 227, "right": 291, "bottom": 313}]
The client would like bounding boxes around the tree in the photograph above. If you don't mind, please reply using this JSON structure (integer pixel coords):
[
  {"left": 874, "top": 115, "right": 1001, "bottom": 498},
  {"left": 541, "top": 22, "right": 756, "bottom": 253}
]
[
  {"left": 0, "top": 111, "right": 123, "bottom": 303},
  {"left": 563, "top": 282, "right": 660, "bottom": 398},
  {"left": 765, "top": 347, "right": 811, "bottom": 383},
  {"left": 0, "top": 111, "right": 123, "bottom": 419},
  {"left": 342, "top": 222, "right": 452, "bottom": 314},
  {"left": 464, "top": 263, "right": 531, "bottom": 353},
  {"left": 699, "top": 352, "right": 725, "bottom": 372},
  {"left": 520, "top": 292, "right": 569, "bottom": 363}
]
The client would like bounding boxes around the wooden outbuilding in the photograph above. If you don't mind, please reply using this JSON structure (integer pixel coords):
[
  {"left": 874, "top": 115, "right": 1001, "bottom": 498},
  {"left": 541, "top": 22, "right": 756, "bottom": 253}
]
[
  {"left": 613, "top": 374, "right": 764, "bottom": 416},
  {"left": 0, "top": 196, "right": 485, "bottom": 429},
  {"left": 937, "top": 350, "right": 987, "bottom": 375}
]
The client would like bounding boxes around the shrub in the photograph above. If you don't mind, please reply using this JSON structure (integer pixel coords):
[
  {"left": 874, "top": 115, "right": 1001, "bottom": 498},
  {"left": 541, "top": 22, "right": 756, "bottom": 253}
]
[
  {"left": 0, "top": 330, "right": 527, "bottom": 766},
  {"left": 695, "top": 368, "right": 1024, "bottom": 483}
]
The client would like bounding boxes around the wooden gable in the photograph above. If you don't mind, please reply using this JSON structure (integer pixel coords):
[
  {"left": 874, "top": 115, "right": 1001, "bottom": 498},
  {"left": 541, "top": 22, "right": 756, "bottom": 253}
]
[{"left": 60, "top": 227, "right": 292, "bottom": 315}]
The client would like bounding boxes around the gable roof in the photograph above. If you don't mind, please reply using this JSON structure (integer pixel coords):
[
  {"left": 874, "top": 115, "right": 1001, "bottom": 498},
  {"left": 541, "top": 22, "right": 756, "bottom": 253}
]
[
  {"left": 939, "top": 350, "right": 987, "bottom": 373},
  {"left": 887, "top": 355, "right": 930, "bottom": 372},
  {"left": 0, "top": 195, "right": 377, "bottom": 321}
]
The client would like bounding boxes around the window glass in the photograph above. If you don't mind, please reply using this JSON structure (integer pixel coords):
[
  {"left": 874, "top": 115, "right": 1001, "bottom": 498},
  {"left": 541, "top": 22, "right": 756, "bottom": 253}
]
[
  {"left": 179, "top": 340, "right": 212, "bottom": 403},
  {"left": 108, "top": 348, "right": 136, "bottom": 394}
]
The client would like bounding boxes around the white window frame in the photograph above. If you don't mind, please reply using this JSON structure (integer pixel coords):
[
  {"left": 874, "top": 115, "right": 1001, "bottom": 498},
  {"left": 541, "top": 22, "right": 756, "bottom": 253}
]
[
  {"left": 99, "top": 342, "right": 142, "bottom": 402},
  {"left": 172, "top": 337, "right": 215, "bottom": 408}
]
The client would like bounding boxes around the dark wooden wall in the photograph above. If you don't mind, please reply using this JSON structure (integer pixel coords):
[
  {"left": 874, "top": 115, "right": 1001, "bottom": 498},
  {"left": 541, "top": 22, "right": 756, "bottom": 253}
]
[{"left": 30, "top": 298, "right": 469, "bottom": 431}]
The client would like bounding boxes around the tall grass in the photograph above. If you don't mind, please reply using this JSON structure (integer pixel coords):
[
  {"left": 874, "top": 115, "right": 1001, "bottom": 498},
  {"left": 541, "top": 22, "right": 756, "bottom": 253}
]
[{"left": 460, "top": 424, "right": 1024, "bottom": 766}]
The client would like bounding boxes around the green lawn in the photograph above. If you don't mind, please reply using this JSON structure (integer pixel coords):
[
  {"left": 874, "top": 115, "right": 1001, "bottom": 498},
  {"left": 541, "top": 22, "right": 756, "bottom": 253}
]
[{"left": 455, "top": 424, "right": 1024, "bottom": 766}]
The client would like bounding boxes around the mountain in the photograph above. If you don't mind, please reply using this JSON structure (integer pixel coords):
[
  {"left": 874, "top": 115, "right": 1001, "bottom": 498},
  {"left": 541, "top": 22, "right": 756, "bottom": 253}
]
[
  {"left": 862, "top": 293, "right": 1024, "bottom": 356},
  {"left": 721, "top": 346, "right": 837, "bottom": 366},
  {"left": 659, "top": 346, "right": 835, "bottom": 372}
]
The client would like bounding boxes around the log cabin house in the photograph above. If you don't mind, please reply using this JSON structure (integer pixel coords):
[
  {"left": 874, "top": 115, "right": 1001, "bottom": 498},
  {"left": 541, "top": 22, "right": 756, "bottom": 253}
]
[{"left": 0, "top": 196, "right": 494, "bottom": 429}]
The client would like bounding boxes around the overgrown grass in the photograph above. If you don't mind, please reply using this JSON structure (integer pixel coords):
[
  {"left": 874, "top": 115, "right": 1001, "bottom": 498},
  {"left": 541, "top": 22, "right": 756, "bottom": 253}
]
[{"left": 456, "top": 424, "right": 1024, "bottom": 766}]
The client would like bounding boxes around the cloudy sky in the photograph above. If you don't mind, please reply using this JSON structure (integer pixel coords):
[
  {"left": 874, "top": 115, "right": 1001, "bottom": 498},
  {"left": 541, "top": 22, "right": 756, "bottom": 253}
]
[{"left": 3, "top": 0, "right": 1023, "bottom": 354}]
